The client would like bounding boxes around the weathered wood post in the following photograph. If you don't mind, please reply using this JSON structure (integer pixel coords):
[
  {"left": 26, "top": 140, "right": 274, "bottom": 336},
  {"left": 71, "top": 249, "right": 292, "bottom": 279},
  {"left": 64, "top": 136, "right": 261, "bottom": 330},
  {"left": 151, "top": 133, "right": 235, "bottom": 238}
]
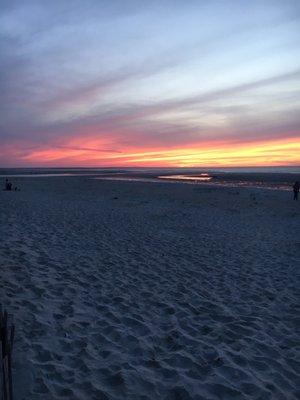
[{"left": 0, "top": 306, "right": 14, "bottom": 400}]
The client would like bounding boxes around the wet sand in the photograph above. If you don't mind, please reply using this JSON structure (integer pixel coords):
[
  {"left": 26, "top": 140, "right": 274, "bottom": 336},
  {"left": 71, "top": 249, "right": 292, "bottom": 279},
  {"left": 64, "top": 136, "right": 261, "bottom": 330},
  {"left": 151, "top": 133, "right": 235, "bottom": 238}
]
[{"left": 0, "top": 176, "right": 299, "bottom": 399}]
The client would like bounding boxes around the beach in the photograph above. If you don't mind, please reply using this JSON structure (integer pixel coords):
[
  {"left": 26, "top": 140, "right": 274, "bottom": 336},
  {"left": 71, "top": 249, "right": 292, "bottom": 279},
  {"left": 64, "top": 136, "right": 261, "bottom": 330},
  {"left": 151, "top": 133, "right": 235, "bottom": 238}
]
[{"left": 0, "top": 176, "right": 299, "bottom": 399}]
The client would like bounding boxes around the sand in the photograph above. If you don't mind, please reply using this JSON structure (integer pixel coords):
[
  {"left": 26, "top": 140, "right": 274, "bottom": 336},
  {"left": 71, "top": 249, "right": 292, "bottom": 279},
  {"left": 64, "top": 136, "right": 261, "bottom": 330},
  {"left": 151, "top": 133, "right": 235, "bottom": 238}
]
[{"left": 0, "top": 177, "right": 299, "bottom": 399}]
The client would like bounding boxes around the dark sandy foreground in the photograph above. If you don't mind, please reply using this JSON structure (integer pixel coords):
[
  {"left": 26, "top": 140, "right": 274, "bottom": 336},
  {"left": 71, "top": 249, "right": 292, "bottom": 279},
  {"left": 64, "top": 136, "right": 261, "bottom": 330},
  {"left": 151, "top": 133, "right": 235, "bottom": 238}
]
[{"left": 0, "top": 177, "right": 299, "bottom": 399}]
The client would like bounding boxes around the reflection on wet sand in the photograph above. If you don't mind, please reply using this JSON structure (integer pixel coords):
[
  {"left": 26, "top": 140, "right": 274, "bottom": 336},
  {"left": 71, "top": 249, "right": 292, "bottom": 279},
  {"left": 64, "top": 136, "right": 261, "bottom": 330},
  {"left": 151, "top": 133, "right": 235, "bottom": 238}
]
[{"left": 158, "top": 174, "right": 212, "bottom": 182}]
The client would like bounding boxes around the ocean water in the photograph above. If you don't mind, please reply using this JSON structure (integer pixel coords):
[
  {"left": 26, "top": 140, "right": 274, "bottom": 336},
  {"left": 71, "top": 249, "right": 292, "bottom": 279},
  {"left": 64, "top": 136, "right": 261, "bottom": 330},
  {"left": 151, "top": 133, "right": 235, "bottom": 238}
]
[{"left": 1, "top": 166, "right": 299, "bottom": 191}]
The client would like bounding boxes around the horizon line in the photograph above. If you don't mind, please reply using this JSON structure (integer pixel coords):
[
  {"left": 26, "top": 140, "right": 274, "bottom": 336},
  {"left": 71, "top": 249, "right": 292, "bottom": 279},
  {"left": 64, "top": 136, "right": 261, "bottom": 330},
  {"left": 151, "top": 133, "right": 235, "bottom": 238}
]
[{"left": 1, "top": 165, "right": 299, "bottom": 169}]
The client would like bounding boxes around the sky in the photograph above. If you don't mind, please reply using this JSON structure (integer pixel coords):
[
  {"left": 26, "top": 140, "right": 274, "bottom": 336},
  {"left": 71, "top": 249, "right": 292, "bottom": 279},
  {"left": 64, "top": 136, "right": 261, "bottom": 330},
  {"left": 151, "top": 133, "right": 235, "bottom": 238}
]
[{"left": 1, "top": 0, "right": 300, "bottom": 167}]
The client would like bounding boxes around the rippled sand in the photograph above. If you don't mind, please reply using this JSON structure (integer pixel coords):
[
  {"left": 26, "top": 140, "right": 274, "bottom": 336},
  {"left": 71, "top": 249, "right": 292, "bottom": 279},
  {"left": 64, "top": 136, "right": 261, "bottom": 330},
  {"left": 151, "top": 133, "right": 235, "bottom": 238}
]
[{"left": 0, "top": 177, "right": 299, "bottom": 399}]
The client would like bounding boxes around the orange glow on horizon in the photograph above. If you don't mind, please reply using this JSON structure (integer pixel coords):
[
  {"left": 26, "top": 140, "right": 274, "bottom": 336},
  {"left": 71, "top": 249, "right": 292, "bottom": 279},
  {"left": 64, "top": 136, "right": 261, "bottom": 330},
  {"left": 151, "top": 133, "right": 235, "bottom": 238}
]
[{"left": 7, "top": 136, "right": 300, "bottom": 167}]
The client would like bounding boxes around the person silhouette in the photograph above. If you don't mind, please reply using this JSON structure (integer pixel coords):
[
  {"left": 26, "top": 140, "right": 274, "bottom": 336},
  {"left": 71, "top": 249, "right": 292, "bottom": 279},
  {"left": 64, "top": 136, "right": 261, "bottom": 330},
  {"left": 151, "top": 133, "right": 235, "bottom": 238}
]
[
  {"left": 293, "top": 181, "right": 299, "bottom": 200},
  {"left": 4, "top": 178, "right": 12, "bottom": 191}
]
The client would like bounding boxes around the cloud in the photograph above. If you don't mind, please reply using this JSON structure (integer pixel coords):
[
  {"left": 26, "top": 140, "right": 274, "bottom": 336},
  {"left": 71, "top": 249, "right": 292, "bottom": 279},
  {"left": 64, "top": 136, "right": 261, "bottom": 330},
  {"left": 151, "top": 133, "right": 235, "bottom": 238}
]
[{"left": 1, "top": 1, "right": 300, "bottom": 166}]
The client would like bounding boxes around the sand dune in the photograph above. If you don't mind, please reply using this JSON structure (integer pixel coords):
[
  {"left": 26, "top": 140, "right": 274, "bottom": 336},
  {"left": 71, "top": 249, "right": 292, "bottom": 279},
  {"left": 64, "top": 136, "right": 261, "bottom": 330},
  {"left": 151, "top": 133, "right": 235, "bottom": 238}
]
[{"left": 0, "top": 177, "right": 299, "bottom": 399}]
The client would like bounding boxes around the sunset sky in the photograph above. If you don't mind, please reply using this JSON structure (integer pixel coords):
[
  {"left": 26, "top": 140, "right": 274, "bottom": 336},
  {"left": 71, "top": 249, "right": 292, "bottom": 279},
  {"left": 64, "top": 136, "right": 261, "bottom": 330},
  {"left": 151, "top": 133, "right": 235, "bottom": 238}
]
[{"left": 1, "top": 0, "right": 300, "bottom": 167}]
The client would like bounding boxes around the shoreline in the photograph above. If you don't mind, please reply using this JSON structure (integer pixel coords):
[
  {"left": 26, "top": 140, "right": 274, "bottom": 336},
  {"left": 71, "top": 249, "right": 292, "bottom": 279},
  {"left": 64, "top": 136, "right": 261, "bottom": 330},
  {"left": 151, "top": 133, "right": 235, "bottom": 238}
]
[{"left": 1, "top": 168, "right": 299, "bottom": 192}]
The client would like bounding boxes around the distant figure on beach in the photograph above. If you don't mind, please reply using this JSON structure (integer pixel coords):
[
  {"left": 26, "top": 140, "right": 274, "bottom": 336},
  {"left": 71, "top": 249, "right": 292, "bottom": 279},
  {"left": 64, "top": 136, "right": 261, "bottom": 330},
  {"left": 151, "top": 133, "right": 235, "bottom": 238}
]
[
  {"left": 293, "top": 181, "right": 299, "bottom": 200},
  {"left": 5, "top": 178, "right": 12, "bottom": 191}
]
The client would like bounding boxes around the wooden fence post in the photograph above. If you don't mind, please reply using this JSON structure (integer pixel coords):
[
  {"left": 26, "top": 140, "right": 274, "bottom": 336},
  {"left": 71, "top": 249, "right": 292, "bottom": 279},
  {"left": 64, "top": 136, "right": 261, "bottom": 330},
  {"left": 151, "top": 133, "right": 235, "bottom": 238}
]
[{"left": 0, "top": 306, "right": 14, "bottom": 400}]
